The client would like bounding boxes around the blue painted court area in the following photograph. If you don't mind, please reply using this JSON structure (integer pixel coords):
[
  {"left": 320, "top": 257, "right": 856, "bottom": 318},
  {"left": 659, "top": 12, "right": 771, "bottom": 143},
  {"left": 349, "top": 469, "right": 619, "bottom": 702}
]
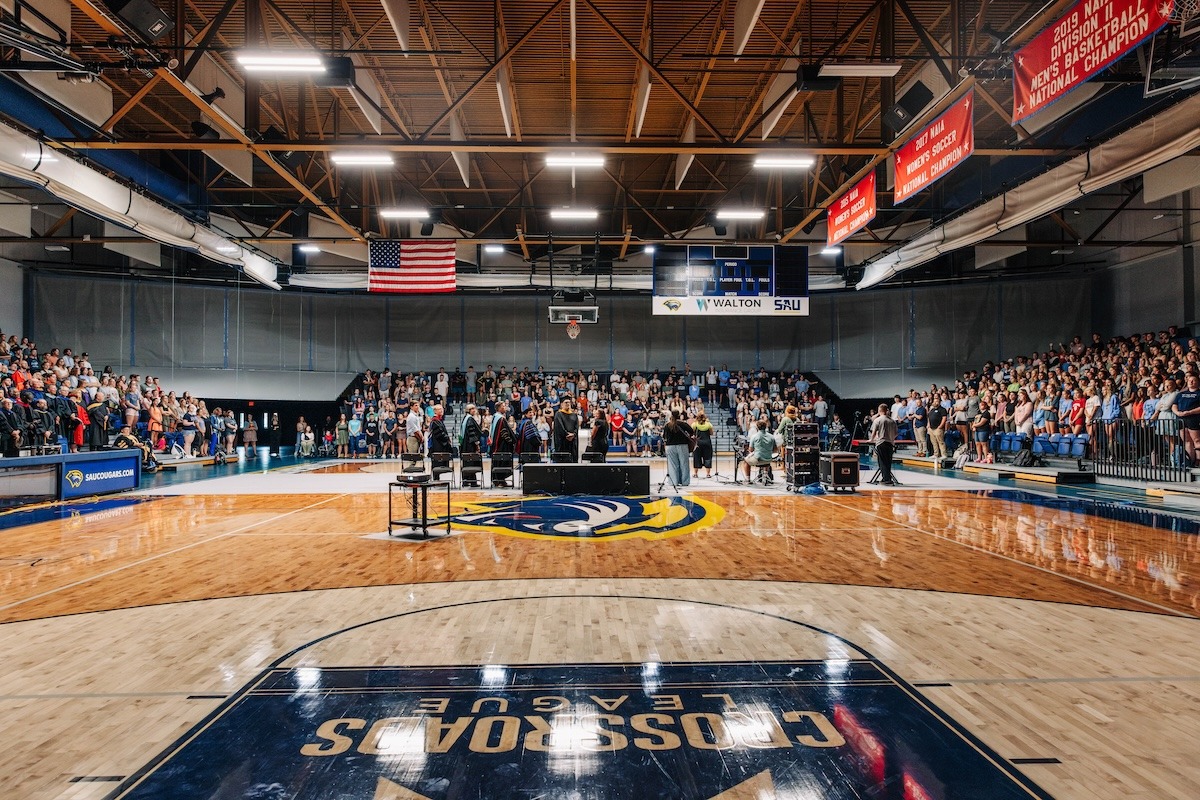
[
  {"left": 0, "top": 495, "right": 161, "bottom": 531},
  {"left": 138, "top": 453, "right": 320, "bottom": 491},
  {"left": 961, "top": 487, "right": 1200, "bottom": 535},
  {"left": 110, "top": 660, "right": 1050, "bottom": 800}
]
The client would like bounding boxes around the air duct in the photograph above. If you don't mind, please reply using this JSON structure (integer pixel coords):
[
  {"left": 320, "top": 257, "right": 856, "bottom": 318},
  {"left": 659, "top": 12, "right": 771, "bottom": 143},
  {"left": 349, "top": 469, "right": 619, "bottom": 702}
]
[
  {"left": 0, "top": 123, "right": 279, "bottom": 289},
  {"left": 858, "top": 91, "right": 1200, "bottom": 289}
]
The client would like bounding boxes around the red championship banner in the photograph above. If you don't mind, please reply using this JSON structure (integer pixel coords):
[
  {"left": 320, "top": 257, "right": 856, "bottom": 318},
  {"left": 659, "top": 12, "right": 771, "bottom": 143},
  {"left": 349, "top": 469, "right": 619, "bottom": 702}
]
[
  {"left": 1013, "top": 0, "right": 1175, "bottom": 123},
  {"left": 827, "top": 171, "right": 877, "bottom": 247},
  {"left": 893, "top": 91, "right": 975, "bottom": 205}
]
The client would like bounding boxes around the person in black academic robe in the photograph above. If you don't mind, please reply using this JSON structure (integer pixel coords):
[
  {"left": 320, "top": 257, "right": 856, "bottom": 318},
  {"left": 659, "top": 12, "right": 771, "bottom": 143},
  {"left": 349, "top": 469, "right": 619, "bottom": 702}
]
[
  {"left": 429, "top": 407, "right": 454, "bottom": 455},
  {"left": 552, "top": 399, "right": 579, "bottom": 462}
]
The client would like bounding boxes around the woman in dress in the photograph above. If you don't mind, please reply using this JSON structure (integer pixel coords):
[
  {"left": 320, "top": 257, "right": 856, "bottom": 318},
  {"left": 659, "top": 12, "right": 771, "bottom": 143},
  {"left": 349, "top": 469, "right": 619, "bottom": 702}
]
[
  {"left": 268, "top": 412, "right": 281, "bottom": 456},
  {"left": 336, "top": 413, "right": 350, "bottom": 458},
  {"left": 243, "top": 418, "right": 258, "bottom": 458}
]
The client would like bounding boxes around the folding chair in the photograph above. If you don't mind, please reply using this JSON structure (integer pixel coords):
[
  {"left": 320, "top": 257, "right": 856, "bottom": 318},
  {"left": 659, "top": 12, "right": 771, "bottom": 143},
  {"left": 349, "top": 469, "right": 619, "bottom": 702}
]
[
  {"left": 430, "top": 451, "right": 454, "bottom": 483},
  {"left": 400, "top": 452, "right": 426, "bottom": 476},
  {"left": 517, "top": 451, "right": 541, "bottom": 488},
  {"left": 490, "top": 452, "right": 515, "bottom": 488},
  {"left": 460, "top": 453, "right": 484, "bottom": 487}
]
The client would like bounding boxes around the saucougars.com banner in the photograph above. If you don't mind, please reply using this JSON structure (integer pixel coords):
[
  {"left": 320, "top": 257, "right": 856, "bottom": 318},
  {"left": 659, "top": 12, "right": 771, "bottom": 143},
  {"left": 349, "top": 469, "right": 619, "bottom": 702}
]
[{"left": 61, "top": 453, "right": 141, "bottom": 499}]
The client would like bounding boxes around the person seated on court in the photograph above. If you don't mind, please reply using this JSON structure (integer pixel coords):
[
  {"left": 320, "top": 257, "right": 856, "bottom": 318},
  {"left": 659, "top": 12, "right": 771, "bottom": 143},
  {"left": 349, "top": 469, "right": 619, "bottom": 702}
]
[
  {"left": 113, "top": 423, "right": 158, "bottom": 468},
  {"left": 742, "top": 419, "right": 778, "bottom": 482},
  {"left": 299, "top": 424, "right": 316, "bottom": 457},
  {"left": 826, "top": 413, "right": 848, "bottom": 450}
]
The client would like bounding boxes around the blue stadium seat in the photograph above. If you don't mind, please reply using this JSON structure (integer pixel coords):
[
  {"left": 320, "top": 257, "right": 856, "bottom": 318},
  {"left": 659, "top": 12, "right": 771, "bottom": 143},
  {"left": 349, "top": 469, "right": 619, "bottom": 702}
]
[
  {"left": 1032, "top": 434, "right": 1051, "bottom": 456},
  {"left": 1071, "top": 433, "right": 1090, "bottom": 459},
  {"left": 990, "top": 431, "right": 1003, "bottom": 452},
  {"left": 1056, "top": 434, "right": 1074, "bottom": 457}
]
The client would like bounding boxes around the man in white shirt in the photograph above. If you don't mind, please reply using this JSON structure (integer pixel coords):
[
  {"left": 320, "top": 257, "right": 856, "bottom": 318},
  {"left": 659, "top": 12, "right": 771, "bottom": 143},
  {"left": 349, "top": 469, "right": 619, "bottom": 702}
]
[{"left": 405, "top": 401, "right": 424, "bottom": 454}]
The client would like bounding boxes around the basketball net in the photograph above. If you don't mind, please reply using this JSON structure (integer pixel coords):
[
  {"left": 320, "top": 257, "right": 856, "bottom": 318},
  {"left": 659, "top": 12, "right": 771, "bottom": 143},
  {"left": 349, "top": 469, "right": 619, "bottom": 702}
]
[{"left": 566, "top": 320, "right": 581, "bottom": 340}]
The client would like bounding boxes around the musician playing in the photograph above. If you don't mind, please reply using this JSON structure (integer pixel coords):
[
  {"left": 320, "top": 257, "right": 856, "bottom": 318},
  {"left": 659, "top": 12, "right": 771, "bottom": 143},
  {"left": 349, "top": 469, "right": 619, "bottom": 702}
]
[
  {"left": 741, "top": 419, "right": 777, "bottom": 482},
  {"left": 869, "top": 403, "right": 899, "bottom": 485}
]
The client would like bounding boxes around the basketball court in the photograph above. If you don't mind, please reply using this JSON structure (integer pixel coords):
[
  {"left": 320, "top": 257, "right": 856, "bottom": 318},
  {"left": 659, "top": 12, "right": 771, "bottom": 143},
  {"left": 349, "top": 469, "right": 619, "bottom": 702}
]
[{"left": 1, "top": 457, "right": 1196, "bottom": 799}]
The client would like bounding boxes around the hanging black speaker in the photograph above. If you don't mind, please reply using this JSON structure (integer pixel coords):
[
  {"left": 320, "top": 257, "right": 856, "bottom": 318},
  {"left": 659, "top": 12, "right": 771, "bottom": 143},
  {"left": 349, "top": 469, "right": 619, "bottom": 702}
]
[
  {"left": 108, "top": 0, "right": 174, "bottom": 41},
  {"left": 884, "top": 80, "right": 935, "bottom": 132}
]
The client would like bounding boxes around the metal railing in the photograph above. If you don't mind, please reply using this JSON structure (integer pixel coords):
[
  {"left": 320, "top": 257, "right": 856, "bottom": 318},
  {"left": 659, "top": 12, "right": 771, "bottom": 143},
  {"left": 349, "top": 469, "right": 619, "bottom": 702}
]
[{"left": 1092, "top": 419, "right": 1191, "bottom": 483}]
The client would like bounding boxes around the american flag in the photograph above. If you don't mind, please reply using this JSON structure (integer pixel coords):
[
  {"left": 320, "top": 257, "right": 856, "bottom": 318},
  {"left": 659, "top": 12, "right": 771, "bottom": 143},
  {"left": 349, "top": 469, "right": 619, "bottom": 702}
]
[{"left": 367, "top": 240, "right": 457, "bottom": 293}]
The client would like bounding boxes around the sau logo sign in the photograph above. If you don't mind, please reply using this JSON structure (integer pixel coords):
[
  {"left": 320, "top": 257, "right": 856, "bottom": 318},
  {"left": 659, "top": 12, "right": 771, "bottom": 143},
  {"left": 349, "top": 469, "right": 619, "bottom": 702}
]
[
  {"left": 64, "top": 469, "right": 84, "bottom": 489},
  {"left": 661, "top": 299, "right": 682, "bottom": 311},
  {"left": 448, "top": 494, "right": 724, "bottom": 541},
  {"left": 112, "top": 661, "right": 1049, "bottom": 799}
]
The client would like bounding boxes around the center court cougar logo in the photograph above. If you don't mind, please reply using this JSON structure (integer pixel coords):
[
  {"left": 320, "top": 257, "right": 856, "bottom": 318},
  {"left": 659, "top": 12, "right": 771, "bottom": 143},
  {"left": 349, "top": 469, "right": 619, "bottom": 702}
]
[{"left": 449, "top": 494, "right": 724, "bottom": 541}]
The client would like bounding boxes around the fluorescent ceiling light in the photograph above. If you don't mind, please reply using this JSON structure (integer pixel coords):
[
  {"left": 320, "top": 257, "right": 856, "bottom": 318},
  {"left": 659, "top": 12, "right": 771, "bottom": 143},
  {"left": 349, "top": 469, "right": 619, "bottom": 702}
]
[
  {"left": 331, "top": 152, "right": 395, "bottom": 166},
  {"left": 754, "top": 155, "right": 815, "bottom": 169},
  {"left": 44, "top": 244, "right": 69, "bottom": 252},
  {"left": 549, "top": 208, "right": 598, "bottom": 220},
  {"left": 298, "top": 244, "right": 321, "bottom": 253},
  {"left": 715, "top": 209, "right": 765, "bottom": 220},
  {"left": 379, "top": 208, "right": 430, "bottom": 219},
  {"left": 545, "top": 154, "right": 605, "bottom": 168},
  {"left": 1051, "top": 248, "right": 1075, "bottom": 255},
  {"left": 484, "top": 244, "right": 506, "bottom": 254},
  {"left": 644, "top": 245, "right": 656, "bottom": 254},
  {"left": 819, "top": 62, "right": 902, "bottom": 78},
  {"left": 235, "top": 52, "right": 326, "bottom": 73},
  {"left": 821, "top": 246, "right": 842, "bottom": 255}
]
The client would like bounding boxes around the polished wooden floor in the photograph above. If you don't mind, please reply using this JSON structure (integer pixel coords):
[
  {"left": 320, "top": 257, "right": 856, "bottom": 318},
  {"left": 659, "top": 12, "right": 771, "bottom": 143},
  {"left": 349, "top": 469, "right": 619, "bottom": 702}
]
[{"left": 1, "top": 460, "right": 1197, "bottom": 799}]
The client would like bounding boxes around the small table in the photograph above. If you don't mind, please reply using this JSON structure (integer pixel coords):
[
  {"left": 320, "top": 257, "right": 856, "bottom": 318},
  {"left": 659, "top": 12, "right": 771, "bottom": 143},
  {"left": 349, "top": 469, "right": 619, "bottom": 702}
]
[{"left": 388, "top": 477, "right": 451, "bottom": 539}]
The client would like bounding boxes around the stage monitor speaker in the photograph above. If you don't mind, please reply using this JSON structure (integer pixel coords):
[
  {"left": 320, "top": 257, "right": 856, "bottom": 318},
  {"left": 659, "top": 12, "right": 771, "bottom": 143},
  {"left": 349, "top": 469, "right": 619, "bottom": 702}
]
[
  {"left": 522, "top": 464, "right": 651, "bottom": 495},
  {"left": 109, "top": 0, "right": 174, "bottom": 41},
  {"left": 884, "top": 80, "right": 935, "bottom": 132}
]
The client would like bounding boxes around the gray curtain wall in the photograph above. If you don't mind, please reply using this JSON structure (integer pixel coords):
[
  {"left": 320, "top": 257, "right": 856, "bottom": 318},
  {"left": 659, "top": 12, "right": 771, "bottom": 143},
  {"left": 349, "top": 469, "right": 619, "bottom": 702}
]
[{"left": 28, "top": 273, "right": 1093, "bottom": 396}]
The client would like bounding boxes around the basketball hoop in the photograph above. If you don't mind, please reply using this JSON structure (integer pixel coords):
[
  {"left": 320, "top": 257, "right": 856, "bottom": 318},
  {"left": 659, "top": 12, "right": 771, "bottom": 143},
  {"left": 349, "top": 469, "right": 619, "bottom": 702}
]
[{"left": 566, "top": 320, "right": 581, "bottom": 340}]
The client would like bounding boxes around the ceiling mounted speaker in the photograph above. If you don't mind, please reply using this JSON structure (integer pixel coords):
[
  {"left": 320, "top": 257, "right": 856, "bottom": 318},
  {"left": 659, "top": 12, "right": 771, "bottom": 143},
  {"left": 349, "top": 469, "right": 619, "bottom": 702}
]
[
  {"left": 884, "top": 80, "right": 935, "bottom": 133},
  {"left": 108, "top": 0, "right": 174, "bottom": 41},
  {"left": 314, "top": 57, "right": 356, "bottom": 88},
  {"left": 796, "top": 66, "right": 842, "bottom": 92}
]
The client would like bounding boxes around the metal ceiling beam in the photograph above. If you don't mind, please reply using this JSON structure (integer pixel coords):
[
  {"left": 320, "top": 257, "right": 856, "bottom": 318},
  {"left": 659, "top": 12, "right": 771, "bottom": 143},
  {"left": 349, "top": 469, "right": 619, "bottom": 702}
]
[
  {"left": 153, "top": 66, "right": 365, "bottom": 242},
  {"left": 581, "top": 0, "right": 727, "bottom": 143},
  {"left": 418, "top": 0, "right": 566, "bottom": 141},
  {"left": 54, "top": 139, "right": 1063, "bottom": 157}
]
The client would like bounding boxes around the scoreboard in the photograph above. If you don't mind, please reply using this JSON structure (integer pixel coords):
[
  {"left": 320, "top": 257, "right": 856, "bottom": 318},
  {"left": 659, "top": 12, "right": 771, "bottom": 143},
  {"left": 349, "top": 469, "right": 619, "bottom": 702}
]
[{"left": 652, "top": 244, "right": 808, "bottom": 316}]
